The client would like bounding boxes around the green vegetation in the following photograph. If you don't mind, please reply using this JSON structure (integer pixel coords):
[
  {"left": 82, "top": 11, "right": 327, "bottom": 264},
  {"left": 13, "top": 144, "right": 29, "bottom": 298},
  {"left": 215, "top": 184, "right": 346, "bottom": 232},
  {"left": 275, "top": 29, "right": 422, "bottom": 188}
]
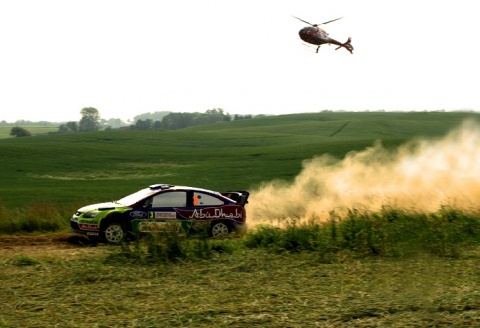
[
  {"left": 1, "top": 217, "right": 480, "bottom": 326},
  {"left": 242, "top": 207, "right": 480, "bottom": 258},
  {"left": 1, "top": 111, "right": 480, "bottom": 327},
  {"left": 1, "top": 111, "right": 480, "bottom": 233},
  {"left": 0, "top": 126, "right": 58, "bottom": 139},
  {"left": 57, "top": 107, "right": 101, "bottom": 133},
  {"left": 0, "top": 202, "right": 71, "bottom": 234},
  {"left": 109, "top": 206, "right": 480, "bottom": 264},
  {"left": 9, "top": 126, "right": 31, "bottom": 137},
  {"left": 131, "top": 108, "right": 233, "bottom": 130},
  {"left": 1, "top": 111, "right": 478, "bottom": 208}
]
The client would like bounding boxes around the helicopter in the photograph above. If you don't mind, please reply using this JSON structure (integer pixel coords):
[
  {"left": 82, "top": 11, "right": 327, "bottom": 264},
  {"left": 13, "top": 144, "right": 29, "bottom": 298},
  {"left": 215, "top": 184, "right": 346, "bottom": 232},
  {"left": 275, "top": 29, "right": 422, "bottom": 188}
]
[{"left": 293, "top": 16, "right": 353, "bottom": 54}]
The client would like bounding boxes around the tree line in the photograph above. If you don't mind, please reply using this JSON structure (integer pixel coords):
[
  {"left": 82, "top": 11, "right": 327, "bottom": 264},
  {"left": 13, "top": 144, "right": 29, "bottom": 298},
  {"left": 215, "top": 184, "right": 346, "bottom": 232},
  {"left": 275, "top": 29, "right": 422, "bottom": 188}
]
[
  {"left": 9, "top": 107, "right": 253, "bottom": 137},
  {"left": 131, "top": 108, "right": 252, "bottom": 131},
  {"left": 57, "top": 107, "right": 101, "bottom": 133}
]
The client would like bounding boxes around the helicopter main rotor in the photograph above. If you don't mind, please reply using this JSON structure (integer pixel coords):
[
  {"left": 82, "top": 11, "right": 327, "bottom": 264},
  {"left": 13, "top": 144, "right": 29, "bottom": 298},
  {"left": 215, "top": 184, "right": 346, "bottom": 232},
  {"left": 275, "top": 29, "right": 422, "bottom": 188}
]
[{"left": 292, "top": 16, "right": 343, "bottom": 27}]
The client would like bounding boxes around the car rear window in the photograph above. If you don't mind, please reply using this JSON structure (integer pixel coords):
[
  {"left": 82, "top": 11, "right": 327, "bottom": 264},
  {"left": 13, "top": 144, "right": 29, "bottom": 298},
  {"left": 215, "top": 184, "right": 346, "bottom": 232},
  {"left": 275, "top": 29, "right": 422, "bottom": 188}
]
[{"left": 194, "top": 192, "right": 225, "bottom": 206}]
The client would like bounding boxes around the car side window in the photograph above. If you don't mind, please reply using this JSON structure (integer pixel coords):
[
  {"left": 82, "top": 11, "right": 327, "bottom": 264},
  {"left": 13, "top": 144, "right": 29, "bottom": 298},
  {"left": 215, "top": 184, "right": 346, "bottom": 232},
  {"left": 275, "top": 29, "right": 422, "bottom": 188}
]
[
  {"left": 193, "top": 192, "right": 224, "bottom": 206},
  {"left": 151, "top": 191, "right": 186, "bottom": 207}
]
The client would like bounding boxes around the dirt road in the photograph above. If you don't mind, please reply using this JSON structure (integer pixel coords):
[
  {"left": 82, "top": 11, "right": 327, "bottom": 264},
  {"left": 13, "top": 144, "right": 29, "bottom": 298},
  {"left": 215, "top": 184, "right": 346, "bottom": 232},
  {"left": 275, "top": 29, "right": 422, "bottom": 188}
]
[{"left": 0, "top": 233, "right": 107, "bottom": 259}]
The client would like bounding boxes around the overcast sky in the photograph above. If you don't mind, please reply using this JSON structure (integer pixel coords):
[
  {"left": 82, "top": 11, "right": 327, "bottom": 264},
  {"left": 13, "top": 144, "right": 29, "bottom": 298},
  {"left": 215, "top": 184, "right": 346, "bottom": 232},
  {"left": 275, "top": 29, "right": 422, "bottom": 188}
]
[{"left": 1, "top": 0, "right": 479, "bottom": 123}]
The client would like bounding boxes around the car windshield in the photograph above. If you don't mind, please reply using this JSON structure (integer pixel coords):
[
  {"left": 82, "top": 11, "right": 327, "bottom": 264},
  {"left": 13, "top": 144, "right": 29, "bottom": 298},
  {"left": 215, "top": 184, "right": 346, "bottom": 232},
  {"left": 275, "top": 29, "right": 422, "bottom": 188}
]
[{"left": 116, "top": 188, "right": 156, "bottom": 206}]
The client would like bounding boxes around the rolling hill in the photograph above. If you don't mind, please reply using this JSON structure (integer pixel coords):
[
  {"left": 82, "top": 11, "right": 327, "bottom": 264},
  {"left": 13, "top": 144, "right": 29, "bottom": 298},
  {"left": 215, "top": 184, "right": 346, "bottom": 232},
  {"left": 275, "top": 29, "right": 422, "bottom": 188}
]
[{"left": 0, "top": 111, "right": 479, "bottom": 209}]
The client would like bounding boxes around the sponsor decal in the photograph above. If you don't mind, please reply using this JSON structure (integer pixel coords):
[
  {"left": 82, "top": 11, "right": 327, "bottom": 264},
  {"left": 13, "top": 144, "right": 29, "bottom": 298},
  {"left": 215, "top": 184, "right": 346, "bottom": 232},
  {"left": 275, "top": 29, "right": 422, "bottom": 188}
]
[
  {"left": 149, "top": 211, "right": 177, "bottom": 219},
  {"left": 138, "top": 221, "right": 182, "bottom": 233},
  {"left": 176, "top": 206, "right": 244, "bottom": 221},
  {"left": 79, "top": 223, "right": 99, "bottom": 231},
  {"left": 87, "top": 232, "right": 99, "bottom": 236},
  {"left": 130, "top": 211, "right": 147, "bottom": 219}
]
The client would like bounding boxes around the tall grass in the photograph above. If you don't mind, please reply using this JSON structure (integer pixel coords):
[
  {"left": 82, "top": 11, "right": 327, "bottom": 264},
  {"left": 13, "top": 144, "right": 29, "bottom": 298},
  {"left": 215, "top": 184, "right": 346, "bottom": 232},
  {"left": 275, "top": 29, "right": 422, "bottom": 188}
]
[
  {"left": 102, "top": 206, "right": 480, "bottom": 264},
  {"left": 2, "top": 200, "right": 479, "bottom": 261},
  {"left": 0, "top": 201, "right": 71, "bottom": 234},
  {"left": 107, "top": 232, "right": 237, "bottom": 264},
  {"left": 242, "top": 207, "right": 480, "bottom": 259}
]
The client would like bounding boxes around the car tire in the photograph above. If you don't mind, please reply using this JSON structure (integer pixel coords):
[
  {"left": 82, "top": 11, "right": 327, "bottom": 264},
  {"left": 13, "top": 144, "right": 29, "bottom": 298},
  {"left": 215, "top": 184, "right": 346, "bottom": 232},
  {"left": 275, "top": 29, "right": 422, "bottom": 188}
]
[
  {"left": 103, "top": 222, "right": 125, "bottom": 244},
  {"left": 210, "top": 221, "right": 230, "bottom": 238}
]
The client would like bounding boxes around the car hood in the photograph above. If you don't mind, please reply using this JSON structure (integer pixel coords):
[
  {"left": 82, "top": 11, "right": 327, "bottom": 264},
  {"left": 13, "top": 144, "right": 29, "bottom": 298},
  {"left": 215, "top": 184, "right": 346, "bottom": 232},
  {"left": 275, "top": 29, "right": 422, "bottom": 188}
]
[{"left": 77, "top": 202, "right": 124, "bottom": 212}]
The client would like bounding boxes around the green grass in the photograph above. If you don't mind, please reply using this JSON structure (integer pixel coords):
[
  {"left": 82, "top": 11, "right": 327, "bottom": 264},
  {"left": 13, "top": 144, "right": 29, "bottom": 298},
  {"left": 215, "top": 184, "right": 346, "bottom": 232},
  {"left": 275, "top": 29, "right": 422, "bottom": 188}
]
[
  {"left": 0, "top": 126, "right": 58, "bottom": 139},
  {"left": 242, "top": 207, "right": 480, "bottom": 258},
  {"left": 1, "top": 236, "right": 480, "bottom": 327},
  {"left": 2, "top": 207, "right": 480, "bottom": 327},
  {"left": 0, "top": 112, "right": 479, "bottom": 232},
  {"left": 100, "top": 206, "right": 480, "bottom": 265},
  {"left": 1, "top": 111, "right": 480, "bottom": 233},
  {"left": 2, "top": 111, "right": 480, "bottom": 326},
  {"left": 0, "top": 201, "right": 71, "bottom": 234},
  {"left": 1, "top": 111, "right": 479, "bottom": 209}
]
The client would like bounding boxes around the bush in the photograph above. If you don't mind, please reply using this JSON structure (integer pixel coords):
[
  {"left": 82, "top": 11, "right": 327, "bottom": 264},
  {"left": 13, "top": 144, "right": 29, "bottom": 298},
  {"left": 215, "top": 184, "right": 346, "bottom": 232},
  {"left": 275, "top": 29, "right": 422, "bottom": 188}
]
[{"left": 10, "top": 126, "right": 31, "bottom": 137}]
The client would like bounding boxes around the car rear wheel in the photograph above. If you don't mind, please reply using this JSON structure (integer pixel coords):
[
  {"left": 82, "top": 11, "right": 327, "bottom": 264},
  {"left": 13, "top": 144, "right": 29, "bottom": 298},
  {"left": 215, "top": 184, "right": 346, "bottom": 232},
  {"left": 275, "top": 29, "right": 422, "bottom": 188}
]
[
  {"left": 103, "top": 222, "right": 125, "bottom": 244},
  {"left": 210, "top": 221, "right": 230, "bottom": 237}
]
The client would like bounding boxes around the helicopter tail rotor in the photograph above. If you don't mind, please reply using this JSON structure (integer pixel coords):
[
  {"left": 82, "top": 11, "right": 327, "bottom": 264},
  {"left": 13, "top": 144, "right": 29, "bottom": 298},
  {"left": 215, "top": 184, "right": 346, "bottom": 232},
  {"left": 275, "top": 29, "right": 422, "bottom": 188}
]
[{"left": 334, "top": 37, "right": 353, "bottom": 54}]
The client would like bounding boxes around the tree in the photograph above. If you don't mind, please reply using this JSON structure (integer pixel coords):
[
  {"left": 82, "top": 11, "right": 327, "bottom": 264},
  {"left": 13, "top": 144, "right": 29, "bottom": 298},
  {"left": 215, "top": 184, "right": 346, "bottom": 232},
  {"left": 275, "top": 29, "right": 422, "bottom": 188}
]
[
  {"left": 79, "top": 107, "right": 101, "bottom": 132},
  {"left": 205, "top": 108, "right": 231, "bottom": 122},
  {"left": 133, "top": 119, "right": 153, "bottom": 130},
  {"left": 157, "top": 109, "right": 230, "bottom": 130},
  {"left": 160, "top": 112, "right": 195, "bottom": 130},
  {"left": 234, "top": 114, "right": 253, "bottom": 120},
  {"left": 102, "top": 118, "right": 125, "bottom": 129},
  {"left": 57, "top": 121, "right": 78, "bottom": 133},
  {"left": 133, "top": 111, "right": 171, "bottom": 122},
  {"left": 57, "top": 124, "right": 69, "bottom": 133},
  {"left": 152, "top": 120, "right": 163, "bottom": 130},
  {"left": 66, "top": 121, "right": 78, "bottom": 132},
  {"left": 10, "top": 126, "right": 31, "bottom": 137}
]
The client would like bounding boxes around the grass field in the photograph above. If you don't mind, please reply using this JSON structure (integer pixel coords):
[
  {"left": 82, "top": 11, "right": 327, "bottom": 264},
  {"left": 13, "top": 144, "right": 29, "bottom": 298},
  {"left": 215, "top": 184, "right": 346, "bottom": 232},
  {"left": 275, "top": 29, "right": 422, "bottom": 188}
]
[
  {"left": 1, "top": 111, "right": 480, "bottom": 327},
  {"left": 0, "top": 126, "right": 58, "bottom": 139},
  {"left": 1, "top": 111, "right": 479, "bottom": 209},
  {"left": 1, "top": 235, "right": 480, "bottom": 327},
  {"left": 1, "top": 111, "right": 480, "bottom": 232},
  {"left": 2, "top": 206, "right": 480, "bottom": 326}
]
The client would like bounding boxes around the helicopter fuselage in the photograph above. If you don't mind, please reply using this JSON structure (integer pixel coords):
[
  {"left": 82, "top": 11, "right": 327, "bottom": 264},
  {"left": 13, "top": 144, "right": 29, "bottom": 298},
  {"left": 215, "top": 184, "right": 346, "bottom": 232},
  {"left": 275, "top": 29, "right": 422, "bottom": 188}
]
[
  {"left": 299, "top": 26, "right": 339, "bottom": 46},
  {"left": 298, "top": 26, "right": 353, "bottom": 54}
]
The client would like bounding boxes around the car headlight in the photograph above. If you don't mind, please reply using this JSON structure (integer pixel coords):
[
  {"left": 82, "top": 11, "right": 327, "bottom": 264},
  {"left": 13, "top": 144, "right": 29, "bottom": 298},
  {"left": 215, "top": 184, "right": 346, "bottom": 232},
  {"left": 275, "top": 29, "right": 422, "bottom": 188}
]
[{"left": 83, "top": 211, "right": 101, "bottom": 218}]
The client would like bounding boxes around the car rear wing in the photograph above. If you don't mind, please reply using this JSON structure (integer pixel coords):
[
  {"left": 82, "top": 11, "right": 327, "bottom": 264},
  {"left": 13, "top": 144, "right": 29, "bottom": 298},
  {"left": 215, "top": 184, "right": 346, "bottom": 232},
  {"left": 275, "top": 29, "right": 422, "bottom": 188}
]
[{"left": 222, "top": 190, "right": 250, "bottom": 206}]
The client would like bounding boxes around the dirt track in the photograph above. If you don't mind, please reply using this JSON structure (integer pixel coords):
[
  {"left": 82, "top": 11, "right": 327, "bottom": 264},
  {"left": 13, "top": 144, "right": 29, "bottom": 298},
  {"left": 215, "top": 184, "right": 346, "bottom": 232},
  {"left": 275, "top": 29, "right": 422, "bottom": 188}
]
[{"left": 0, "top": 233, "right": 107, "bottom": 259}]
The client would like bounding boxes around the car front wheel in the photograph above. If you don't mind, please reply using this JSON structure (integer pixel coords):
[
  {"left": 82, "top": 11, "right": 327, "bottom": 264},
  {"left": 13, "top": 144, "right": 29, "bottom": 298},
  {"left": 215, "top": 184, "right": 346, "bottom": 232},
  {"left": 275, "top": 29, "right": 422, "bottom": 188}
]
[
  {"left": 210, "top": 221, "right": 230, "bottom": 237},
  {"left": 103, "top": 222, "right": 125, "bottom": 244}
]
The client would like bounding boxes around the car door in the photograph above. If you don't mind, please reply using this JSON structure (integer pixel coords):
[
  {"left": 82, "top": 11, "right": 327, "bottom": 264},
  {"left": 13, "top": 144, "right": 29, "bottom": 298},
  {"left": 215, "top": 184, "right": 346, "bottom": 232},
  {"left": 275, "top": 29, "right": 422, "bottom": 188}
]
[{"left": 138, "top": 190, "right": 191, "bottom": 233}]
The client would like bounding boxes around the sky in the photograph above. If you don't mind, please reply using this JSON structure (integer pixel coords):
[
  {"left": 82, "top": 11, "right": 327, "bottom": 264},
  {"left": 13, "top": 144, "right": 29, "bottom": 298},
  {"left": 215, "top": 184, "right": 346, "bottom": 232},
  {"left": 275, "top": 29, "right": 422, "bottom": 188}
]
[{"left": 1, "top": 0, "right": 479, "bottom": 123}]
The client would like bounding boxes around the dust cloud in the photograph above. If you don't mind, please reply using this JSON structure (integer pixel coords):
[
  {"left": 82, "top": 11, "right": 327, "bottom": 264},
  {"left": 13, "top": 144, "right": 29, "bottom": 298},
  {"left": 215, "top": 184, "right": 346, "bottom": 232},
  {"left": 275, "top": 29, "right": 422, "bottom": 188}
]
[{"left": 248, "top": 120, "right": 480, "bottom": 224}]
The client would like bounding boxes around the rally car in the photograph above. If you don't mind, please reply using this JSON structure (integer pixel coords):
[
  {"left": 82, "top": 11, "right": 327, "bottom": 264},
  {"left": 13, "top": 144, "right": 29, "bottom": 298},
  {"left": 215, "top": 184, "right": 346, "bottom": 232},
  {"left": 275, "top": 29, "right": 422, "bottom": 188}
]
[{"left": 71, "top": 184, "right": 249, "bottom": 244}]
